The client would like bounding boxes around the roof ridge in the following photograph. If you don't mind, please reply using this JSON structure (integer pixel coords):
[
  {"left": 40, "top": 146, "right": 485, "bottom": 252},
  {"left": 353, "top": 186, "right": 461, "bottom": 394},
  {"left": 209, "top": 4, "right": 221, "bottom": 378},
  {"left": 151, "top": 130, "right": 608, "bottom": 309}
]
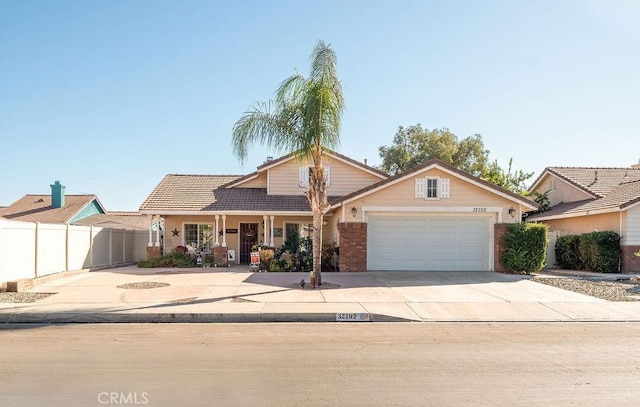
[
  {"left": 166, "top": 174, "right": 244, "bottom": 177},
  {"left": 549, "top": 166, "right": 640, "bottom": 170}
]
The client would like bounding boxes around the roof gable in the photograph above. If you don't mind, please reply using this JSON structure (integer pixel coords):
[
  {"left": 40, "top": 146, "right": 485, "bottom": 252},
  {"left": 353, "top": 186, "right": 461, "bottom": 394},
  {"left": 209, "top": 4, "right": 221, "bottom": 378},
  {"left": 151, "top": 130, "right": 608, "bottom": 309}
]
[
  {"left": 0, "top": 194, "right": 103, "bottom": 224},
  {"left": 330, "top": 159, "right": 537, "bottom": 209},
  {"left": 527, "top": 167, "right": 640, "bottom": 220},
  {"left": 530, "top": 167, "right": 640, "bottom": 198}
]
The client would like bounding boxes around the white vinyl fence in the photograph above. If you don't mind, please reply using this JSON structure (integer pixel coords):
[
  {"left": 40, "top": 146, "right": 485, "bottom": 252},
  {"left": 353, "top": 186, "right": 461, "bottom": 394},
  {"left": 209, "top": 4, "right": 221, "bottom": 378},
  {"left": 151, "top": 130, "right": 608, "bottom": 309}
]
[{"left": 0, "top": 219, "right": 148, "bottom": 284}]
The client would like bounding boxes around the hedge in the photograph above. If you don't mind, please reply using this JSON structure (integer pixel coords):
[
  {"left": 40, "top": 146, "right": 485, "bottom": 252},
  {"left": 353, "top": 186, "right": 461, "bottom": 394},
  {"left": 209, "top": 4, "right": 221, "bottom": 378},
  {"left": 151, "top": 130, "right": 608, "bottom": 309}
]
[
  {"left": 554, "top": 231, "right": 621, "bottom": 273},
  {"left": 501, "top": 222, "right": 548, "bottom": 273},
  {"left": 578, "top": 231, "right": 620, "bottom": 273},
  {"left": 555, "top": 235, "right": 582, "bottom": 270}
]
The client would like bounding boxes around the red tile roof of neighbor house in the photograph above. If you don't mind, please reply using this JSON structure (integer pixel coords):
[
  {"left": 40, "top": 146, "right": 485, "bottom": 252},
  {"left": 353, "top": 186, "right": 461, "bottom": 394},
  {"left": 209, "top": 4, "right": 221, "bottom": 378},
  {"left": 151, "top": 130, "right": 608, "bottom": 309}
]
[
  {"left": 0, "top": 194, "right": 99, "bottom": 224},
  {"left": 527, "top": 167, "right": 640, "bottom": 219}
]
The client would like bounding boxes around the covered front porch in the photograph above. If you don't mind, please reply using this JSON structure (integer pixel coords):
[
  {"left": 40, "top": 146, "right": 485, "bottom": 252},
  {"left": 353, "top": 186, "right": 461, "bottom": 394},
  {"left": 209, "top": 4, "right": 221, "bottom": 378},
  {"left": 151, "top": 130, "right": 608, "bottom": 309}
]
[{"left": 149, "top": 212, "right": 338, "bottom": 265}]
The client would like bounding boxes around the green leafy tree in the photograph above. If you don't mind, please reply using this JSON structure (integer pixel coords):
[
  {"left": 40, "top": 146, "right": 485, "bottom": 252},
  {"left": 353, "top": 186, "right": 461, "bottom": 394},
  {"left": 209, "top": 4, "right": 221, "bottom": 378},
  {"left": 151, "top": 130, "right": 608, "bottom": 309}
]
[
  {"left": 483, "top": 158, "right": 534, "bottom": 195},
  {"left": 232, "top": 40, "right": 344, "bottom": 285},
  {"left": 378, "top": 125, "right": 490, "bottom": 176},
  {"left": 378, "top": 124, "right": 533, "bottom": 193}
]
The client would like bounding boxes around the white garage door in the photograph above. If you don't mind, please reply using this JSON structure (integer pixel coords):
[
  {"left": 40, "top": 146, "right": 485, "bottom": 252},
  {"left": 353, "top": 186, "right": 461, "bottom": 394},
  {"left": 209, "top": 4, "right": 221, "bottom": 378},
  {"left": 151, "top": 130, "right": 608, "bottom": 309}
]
[{"left": 367, "top": 215, "right": 491, "bottom": 271}]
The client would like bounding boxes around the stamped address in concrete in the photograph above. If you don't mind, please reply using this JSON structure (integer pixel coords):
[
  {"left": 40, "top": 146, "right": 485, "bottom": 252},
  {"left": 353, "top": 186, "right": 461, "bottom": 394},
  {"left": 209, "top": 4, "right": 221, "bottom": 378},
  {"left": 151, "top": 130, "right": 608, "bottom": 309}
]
[{"left": 336, "top": 313, "right": 370, "bottom": 322}]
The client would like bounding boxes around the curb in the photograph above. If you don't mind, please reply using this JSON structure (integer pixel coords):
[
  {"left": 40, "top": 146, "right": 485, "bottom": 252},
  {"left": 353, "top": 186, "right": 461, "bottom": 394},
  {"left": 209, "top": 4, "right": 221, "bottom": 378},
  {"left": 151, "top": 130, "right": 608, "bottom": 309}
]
[{"left": 0, "top": 312, "right": 416, "bottom": 324}]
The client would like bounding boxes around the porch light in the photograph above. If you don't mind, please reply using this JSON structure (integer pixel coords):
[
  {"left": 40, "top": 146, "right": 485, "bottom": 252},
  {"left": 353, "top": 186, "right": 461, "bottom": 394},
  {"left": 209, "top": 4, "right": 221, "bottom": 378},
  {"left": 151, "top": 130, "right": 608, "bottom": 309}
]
[
  {"left": 508, "top": 207, "right": 516, "bottom": 218},
  {"left": 351, "top": 206, "right": 357, "bottom": 218}
]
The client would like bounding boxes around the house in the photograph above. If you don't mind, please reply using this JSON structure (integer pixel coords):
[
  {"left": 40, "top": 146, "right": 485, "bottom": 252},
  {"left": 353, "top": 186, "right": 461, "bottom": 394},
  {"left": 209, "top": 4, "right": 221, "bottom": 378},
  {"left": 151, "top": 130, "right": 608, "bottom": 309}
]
[
  {"left": 72, "top": 212, "right": 154, "bottom": 230},
  {"left": 0, "top": 181, "right": 106, "bottom": 224},
  {"left": 0, "top": 181, "right": 153, "bottom": 230},
  {"left": 139, "top": 151, "right": 537, "bottom": 271},
  {"left": 527, "top": 163, "right": 640, "bottom": 272}
]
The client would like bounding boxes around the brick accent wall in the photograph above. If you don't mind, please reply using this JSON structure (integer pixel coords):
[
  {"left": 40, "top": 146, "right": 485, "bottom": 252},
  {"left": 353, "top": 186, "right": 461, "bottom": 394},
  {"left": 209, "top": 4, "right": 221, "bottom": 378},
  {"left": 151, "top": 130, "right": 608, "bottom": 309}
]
[
  {"left": 493, "top": 223, "right": 510, "bottom": 273},
  {"left": 621, "top": 245, "right": 640, "bottom": 274},
  {"left": 146, "top": 246, "right": 161, "bottom": 260},
  {"left": 213, "top": 246, "right": 229, "bottom": 265},
  {"left": 338, "top": 222, "right": 367, "bottom": 272}
]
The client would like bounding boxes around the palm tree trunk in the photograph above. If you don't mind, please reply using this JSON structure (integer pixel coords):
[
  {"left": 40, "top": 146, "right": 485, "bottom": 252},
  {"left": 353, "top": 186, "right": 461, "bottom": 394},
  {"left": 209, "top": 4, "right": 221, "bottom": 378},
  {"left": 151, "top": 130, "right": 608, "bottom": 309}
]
[
  {"left": 307, "top": 160, "right": 327, "bottom": 287},
  {"left": 311, "top": 210, "right": 322, "bottom": 286}
]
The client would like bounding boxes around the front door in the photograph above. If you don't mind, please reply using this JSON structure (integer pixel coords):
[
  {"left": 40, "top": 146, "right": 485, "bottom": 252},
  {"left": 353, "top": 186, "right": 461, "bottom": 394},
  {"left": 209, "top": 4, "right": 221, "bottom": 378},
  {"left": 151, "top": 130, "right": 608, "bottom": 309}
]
[{"left": 239, "top": 223, "right": 259, "bottom": 263}]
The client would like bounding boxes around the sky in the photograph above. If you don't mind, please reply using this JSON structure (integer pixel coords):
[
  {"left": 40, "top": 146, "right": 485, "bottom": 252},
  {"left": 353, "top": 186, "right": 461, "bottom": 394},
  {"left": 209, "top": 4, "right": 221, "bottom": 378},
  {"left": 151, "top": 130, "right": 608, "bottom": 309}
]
[{"left": 1, "top": 0, "right": 639, "bottom": 211}]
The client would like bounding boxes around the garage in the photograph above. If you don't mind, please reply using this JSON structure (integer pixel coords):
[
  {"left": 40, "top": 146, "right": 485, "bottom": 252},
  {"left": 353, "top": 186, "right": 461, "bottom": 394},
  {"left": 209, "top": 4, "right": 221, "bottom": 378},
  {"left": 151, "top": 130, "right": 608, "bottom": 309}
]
[{"left": 367, "top": 215, "right": 491, "bottom": 271}]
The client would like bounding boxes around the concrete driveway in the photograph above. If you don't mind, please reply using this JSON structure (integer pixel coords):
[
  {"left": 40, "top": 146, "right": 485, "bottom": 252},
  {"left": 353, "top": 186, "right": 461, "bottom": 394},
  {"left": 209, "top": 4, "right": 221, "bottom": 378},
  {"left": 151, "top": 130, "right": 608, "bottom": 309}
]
[{"left": 1, "top": 266, "right": 639, "bottom": 323}]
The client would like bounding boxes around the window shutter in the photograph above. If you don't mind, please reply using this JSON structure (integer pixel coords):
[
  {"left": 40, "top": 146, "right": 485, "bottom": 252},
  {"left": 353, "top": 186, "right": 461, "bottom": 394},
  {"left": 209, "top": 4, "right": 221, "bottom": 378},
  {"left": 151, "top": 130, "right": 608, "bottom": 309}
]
[
  {"left": 299, "top": 167, "right": 309, "bottom": 187},
  {"left": 440, "top": 178, "right": 450, "bottom": 198},
  {"left": 415, "top": 178, "right": 426, "bottom": 198},
  {"left": 325, "top": 167, "right": 331, "bottom": 187}
]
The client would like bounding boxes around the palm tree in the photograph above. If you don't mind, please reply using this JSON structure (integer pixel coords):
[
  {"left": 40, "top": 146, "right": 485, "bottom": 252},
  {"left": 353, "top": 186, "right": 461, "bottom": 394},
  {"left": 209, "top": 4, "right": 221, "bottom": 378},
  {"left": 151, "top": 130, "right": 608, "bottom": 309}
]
[{"left": 232, "top": 40, "right": 344, "bottom": 285}]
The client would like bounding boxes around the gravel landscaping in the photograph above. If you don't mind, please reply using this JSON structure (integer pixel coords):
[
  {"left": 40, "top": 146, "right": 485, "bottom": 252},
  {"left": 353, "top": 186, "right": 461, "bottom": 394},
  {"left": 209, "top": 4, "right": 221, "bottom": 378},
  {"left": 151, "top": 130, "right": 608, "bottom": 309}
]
[
  {"left": 532, "top": 277, "right": 640, "bottom": 302},
  {"left": 0, "top": 292, "right": 56, "bottom": 303}
]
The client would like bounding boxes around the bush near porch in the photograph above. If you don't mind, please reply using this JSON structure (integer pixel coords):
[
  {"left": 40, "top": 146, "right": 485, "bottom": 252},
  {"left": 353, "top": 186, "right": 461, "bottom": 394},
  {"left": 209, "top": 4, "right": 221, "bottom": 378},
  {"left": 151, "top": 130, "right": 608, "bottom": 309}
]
[
  {"left": 555, "top": 231, "right": 621, "bottom": 273},
  {"left": 261, "top": 232, "right": 337, "bottom": 272},
  {"left": 501, "top": 223, "right": 548, "bottom": 274}
]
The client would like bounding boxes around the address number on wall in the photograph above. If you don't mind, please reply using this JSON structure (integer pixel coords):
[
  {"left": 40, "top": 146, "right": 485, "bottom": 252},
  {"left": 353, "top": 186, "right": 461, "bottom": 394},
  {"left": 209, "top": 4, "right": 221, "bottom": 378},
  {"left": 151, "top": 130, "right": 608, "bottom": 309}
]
[{"left": 472, "top": 207, "right": 487, "bottom": 212}]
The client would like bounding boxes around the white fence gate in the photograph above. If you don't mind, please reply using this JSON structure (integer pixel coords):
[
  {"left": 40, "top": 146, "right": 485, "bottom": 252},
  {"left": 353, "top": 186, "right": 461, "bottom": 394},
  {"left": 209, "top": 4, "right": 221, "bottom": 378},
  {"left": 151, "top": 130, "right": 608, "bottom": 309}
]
[{"left": 0, "top": 219, "right": 148, "bottom": 284}]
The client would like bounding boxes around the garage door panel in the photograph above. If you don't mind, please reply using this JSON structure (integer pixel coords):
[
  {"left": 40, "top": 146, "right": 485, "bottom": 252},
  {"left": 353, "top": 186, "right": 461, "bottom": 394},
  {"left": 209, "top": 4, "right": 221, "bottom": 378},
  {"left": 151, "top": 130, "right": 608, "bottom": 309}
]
[{"left": 368, "top": 215, "right": 490, "bottom": 271}]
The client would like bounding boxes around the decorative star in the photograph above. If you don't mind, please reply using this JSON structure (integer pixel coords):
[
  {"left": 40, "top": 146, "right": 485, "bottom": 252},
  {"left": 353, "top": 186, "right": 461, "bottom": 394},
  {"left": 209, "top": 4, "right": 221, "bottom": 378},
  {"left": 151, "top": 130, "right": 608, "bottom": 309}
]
[{"left": 172, "top": 228, "right": 180, "bottom": 237}]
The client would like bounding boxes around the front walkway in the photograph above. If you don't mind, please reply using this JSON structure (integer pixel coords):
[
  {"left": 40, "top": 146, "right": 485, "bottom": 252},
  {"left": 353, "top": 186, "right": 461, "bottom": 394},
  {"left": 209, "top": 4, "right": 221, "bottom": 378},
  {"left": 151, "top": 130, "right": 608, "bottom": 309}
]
[{"left": 1, "top": 266, "right": 639, "bottom": 323}]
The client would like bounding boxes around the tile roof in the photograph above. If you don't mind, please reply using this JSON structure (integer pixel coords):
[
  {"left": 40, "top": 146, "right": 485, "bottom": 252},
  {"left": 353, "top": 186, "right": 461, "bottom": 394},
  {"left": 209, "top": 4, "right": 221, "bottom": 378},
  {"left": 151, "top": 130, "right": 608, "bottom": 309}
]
[
  {"left": 139, "top": 175, "right": 242, "bottom": 211},
  {"left": 72, "top": 212, "right": 154, "bottom": 230},
  {"left": 139, "top": 174, "right": 335, "bottom": 212},
  {"left": 532, "top": 167, "right": 640, "bottom": 197},
  {"left": 527, "top": 168, "right": 640, "bottom": 220},
  {"left": 0, "top": 195, "right": 99, "bottom": 224}
]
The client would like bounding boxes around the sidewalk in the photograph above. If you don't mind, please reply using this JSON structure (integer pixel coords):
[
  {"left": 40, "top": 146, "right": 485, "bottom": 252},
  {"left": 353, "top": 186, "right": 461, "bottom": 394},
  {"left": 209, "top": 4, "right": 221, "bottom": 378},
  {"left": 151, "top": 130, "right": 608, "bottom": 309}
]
[{"left": 1, "top": 266, "right": 639, "bottom": 323}]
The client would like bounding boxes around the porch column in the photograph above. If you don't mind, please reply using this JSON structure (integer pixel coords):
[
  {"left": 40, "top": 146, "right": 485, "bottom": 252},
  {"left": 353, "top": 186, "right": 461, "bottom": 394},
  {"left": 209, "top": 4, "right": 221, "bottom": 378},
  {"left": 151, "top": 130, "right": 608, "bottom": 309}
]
[
  {"left": 214, "top": 215, "right": 220, "bottom": 246},
  {"left": 263, "top": 215, "right": 268, "bottom": 246},
  {"left": 154, "top": 216, "right": 160, "bottom": 247},
  {"left": 147, "top": 216, "right": 153, "bottom": 247},
  {"left": 269, "top": 216, "right": 274, "bottom": 247},
  {"left": 222, "top": 215, "right": 227, "bottom": 247}
]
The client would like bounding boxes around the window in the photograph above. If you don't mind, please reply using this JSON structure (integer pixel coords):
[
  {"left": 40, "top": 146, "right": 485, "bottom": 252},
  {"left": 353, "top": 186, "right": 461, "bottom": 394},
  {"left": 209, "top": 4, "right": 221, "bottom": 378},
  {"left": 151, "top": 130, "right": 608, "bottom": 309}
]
[
  {"left": 284, "top": 222, "right": 312, "bottom": 240},
  {"left": 299, "top": 166, "right": 331, "bottom": 187},
  {"left": 184, "top": 223, "right": 214, "bottom": 251},
  {"left": 426, "top": 178, "right": 438, "bottom": 198},
  {"left": 415, "top": 177, "right": 450, "bottom": 199}
]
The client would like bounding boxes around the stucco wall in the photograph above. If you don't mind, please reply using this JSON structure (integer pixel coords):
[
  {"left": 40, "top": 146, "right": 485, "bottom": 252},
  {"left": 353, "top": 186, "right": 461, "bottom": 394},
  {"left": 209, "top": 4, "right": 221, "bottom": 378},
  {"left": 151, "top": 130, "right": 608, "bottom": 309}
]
[
  {"left": 540, "top": 212, "right": 620, "bottom": 235},
  {"left": 336, "top": 167, "right": 528, "bottom": 224},
  {"left": 532, "top": 174, "right": 592, "bottom": 207},
  {"left": 267, "top": 156, "right": 383, "bottom": 196}
]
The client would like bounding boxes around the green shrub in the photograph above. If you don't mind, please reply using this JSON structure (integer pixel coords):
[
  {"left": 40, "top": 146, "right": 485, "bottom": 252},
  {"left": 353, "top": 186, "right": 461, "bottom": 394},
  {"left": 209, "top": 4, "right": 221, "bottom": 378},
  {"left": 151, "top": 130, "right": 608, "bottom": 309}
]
[
  {"left": 578, "top": 231, "right": 620, "bottom": 273},
  {"left": 501, "top": 223, "right": 548, "bottom": 273},
  {"left": 555, "top": 235, "right": 582, "bottom": 269},
  {"left": 138, "top": 250, "right": 195, "bottom": 268}
]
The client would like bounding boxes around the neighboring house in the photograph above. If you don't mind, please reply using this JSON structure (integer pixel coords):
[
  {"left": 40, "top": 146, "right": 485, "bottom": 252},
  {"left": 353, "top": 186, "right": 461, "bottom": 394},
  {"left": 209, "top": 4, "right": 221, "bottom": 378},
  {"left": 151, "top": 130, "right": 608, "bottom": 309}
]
[
  {"left": 527, "top": 163, "right": 640, "bottom": 272},
  {"left": 72, "top": 212, "right": 154, "bottom": 230},
  {"left": 0, "top": 181, "right": 106, "bottom": 224},
  {"left": 140, "top": 151, "right": 536, "bottom": 272}
]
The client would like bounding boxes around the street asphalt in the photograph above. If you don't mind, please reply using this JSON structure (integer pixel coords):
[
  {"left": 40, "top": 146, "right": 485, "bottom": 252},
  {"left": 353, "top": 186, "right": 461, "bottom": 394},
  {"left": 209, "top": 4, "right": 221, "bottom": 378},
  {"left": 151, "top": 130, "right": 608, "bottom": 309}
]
[{"left": 1, "top": 265, "right": 639, "bottom": 323}]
